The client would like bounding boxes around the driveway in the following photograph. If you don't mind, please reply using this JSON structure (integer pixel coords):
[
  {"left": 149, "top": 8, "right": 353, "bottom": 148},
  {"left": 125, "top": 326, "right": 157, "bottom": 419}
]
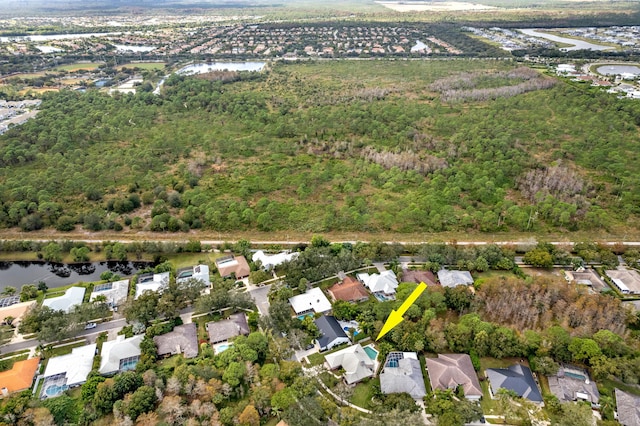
[
  {"left": 249, "top": 284, "right": 272, "bottom": 316},
  {"left": 294, "top": 341, "right": 320, "bottom": 362}
]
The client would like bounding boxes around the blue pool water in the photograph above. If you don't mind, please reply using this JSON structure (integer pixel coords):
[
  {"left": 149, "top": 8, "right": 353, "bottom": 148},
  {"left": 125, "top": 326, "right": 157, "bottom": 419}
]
[
  {"left": 564, "top": 371, "right": 586, "bottom": 381},
  {"left": 297, "top": 313, "right": 314, "bottom": 321},
  {"left": 363, "top": 346, "right": 378, "bottom": 360},
  {"left": 387, "top": 360, "right": 398, "bottom": 368},
  {"left": 121, "top": 360, "right": 138, "bottom": 371},
  {"left": 217, "top": 343, "right": 232, "bottom": 353},
  {"left": 45, "top": 384, "right": 68, "bottom": 396}
]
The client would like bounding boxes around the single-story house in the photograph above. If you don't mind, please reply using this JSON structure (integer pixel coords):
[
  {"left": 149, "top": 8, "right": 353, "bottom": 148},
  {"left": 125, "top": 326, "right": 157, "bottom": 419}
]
[
  {"left": 206, "top": 313, "right": 250, "bottom": 345},
  {"left": 357, "top": 270, "right": 399, "bottom": 297},
  {"left": 0, "top": 357, "right": 40, "bottom": 398},
  {"left": 605, "top": 270, "right": 640, "bottom": 295},
  {"left": 548, "top": 366, "right": 599, "bottom": 405},
  {"left": 289, "top": 287, "right": 332, "bottom": 316},
  {"left": 176, "top": 265, "right": 211, "bottom": 287},
  {"left": 0, "top": 300, "right": 36, "bottom": 327},
  {"left": 437, "top": 269, "right": 474, "bottom": 288},
  {"left": 426, "top": 354, "right": 483, "bottom": 401},
  {"left": 324, "top": 344, "right": 375, "bottom": 384},
  {"left": 401, "top": 269, "right": 437, "bottom": 286},
  {"left": 380, "top": 352, "right": 427, "bottom": 399},
  {"left": 90, "top": 279, "right": 129, "bottom": 309},
  {"left": 327, "top": 277, "right": 370, "bottom": 303},
  {"left": 215, "top": 255, "right": 250, "bottom": 280},
  {"left": 154, "top": 323, "right": 199, "bottom": 359},
  {"left": 615, "top": 388, "right": 640, "bottom": 426},
  {"left": 135, "top": 272, "right": 170, "bottom": 299},
  {"left": 486, "top": 364, "right": 543, "bottom": 403},
  {"left": 42, "top": 287, "right": 86, "bottom": 313},
  {"left": 99, "top": 335, "right": 143, "bottom": 376},
  {"left": 252, "top": 250, "right": 298, "bottom": 270},
  {"left": 41, "top": 344, "right": 96, "bottom": 398},
  {"left": 315, "top": 315, "right": 350, "bottom": 351}
]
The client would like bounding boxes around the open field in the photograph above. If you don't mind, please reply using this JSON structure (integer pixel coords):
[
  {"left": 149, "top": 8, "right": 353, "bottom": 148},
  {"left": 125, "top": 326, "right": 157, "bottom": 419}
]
[
  {"left": 55, "top": 62, "right": 103, "bottom": 72},
  {"left": 117, "top": 62, "right": 166, "bottom": 71},
  {"left": 376, "top": 1, "right": 498, "bottom": 12}
]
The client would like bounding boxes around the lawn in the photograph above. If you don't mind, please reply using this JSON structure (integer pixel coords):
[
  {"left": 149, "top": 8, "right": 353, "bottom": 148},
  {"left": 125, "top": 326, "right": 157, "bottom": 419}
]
[
  {"left": 117, "top": 62, "right": 166, "bottom": 71},
  {"left": 307, "top": 344, "right": 351, "bottom": 366},
  {"left": 55, "top": 62, "right": 103, "bottom": 72},
  {"left": 349, "top": 377, "right": 379, "bottom": 409},
  {"left": 165, "top": 252, "right": 224, "bottom": 270}
]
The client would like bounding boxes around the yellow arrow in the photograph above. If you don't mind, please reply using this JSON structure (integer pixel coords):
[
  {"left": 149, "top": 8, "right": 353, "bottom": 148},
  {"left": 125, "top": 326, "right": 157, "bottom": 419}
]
[{"left": 376, "top": 282, "right": 427, "bottom": 341}]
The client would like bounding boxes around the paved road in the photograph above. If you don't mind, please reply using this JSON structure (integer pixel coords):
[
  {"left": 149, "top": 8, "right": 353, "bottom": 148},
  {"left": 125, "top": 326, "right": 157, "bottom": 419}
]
[{"left": 0, "top": 318, "right": 128, "bottom": 354}]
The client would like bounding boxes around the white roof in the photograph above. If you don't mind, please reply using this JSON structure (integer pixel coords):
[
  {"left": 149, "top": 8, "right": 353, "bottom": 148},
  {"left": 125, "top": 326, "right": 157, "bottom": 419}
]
[
  {"left": 252, "top": 250, "right": 298, "bottom": 270},
  {"left": 358, "top": 270, "right": 398, "bottom": 294},
  {"left": 135, "top": 272, "right": 170, "bottom": 299},
  {"left": 90, "top": 279, "right": 129, "bottom": 306},
  {"left": 289, "top": 287, "right": 332, "bottom": 314},
  {"left": 325, "top": 344, "right": 375, "bottom": 384},
  {"left": 42, "top": 287, "right": 86, "bottom": 313},
  {"left": 612, "top": 278, "right": 629, "bottom": 291},
  {"left": 99, "top": 334, "right": 143, "bottom": 375},
  {"left": 44, "top": 344, "right": 96, "bottom": 387},
  {"left": 437, "top": 270, "right": 474, "bottom": 287},
  {"left": 177, "top": 265, "right": 210, "bottom": 287}
]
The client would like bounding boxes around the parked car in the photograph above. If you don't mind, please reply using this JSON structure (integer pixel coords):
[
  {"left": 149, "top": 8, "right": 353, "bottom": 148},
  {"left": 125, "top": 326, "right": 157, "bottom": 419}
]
[{"left": 84, "top": 322, "right": 97, "bottom": 330}]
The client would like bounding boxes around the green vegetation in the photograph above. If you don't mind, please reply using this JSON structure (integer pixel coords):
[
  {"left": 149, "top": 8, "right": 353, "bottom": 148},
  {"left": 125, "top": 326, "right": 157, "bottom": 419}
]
[{"left": 1, "top": 60, "right": 639, "bottom": 238}]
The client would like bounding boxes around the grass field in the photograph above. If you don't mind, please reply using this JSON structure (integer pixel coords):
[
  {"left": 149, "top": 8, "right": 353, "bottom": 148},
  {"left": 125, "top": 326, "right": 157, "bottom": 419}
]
[
  {"left": 117, "top": 62, "right": 166, "bottom": 71},
  {"left": 349, "top": 377, "right": 379, "bottom": 409},
  {"left": 55, "top": 62, "right": 103, "bottom": 72}
]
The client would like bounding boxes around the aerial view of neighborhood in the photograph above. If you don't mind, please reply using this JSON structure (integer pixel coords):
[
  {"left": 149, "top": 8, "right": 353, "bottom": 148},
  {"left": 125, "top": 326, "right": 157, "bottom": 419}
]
[{"left": 1, "top": 0, "right": 640, "bottom": 425}]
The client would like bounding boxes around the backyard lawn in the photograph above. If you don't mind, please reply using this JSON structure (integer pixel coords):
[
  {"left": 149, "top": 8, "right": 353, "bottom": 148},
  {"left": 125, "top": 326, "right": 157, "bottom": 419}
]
[{"left": 349, "top": 377, "right": 379, "bottom": 409}]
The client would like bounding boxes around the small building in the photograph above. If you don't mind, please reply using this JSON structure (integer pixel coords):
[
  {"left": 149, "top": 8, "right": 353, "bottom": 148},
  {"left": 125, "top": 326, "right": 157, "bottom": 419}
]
[
  {"left": 41, "top": 344, "right": 96, "bottom": 399},
  {"left": 0, "top": 357, "right": 40, "bottom": 397},
  {"left": 206, "top": 313, "right": 249, "bottom": 345},
  {"left": 42, "top": 287, "right": 86, "bottom": 313},
  {"left": 324, "top": 344, "right": 375, "bottom": 384},
  {"left": 176, "top": 265, "right": 211, "bottom": 287},
  {"left": 605, "top": 270, "right": 640, "bottom": 295},
  {"left": 99, "top": 335, "right": 143, "bottom": 376},
  {"left": 215, "top": 255, "right": 250, "bottom": 279},
  {"left": 379, "top": 352, "right": 427, "bottom": 399},
  {"left": 154, "top": 323, "right": 199, "bottom": 359},
  {"left": 90, "top": 279, "right": 129, "bottom": 309},
  {"left": 327, "top": 276, "right": 370, "bottom": 303},
  {"left": 486, "top": 364, "right": 543, "bottom": 403},
  {"left": 289, "top": 287, "right": 332, "bottom": 316},
  {"left": 314, "top": 315, "right": 350, "bottom": 351},
  {"left": 437, "top": 269, "right": 474, "bottom": 288},
  {"left": 548, "top": 366, "right": 599, "bottom": 405},
  {"left": 135, "top": 272, "right": 170, "bottom": 299},
  {"left": 426, "top": 354, "right": 483, "bottom": 401},
  {"left": 357, "top": 270, "right": 399, "bottom": 298},
  {"left": 252, "top": 250, "right": 298, "bottom": 270},
  {"left": 401, "top": 269, "right": 437, "bottom": 286},
  {"left": 614, "top": 388, "right": 640, "bottom": 426}
]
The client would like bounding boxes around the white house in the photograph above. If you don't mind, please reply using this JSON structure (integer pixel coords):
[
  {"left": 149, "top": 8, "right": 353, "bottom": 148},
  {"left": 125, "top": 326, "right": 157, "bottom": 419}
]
[
  {"left": 437, "top": 269, "right": 474, "bottom": 288},
  {"left": 252, "top": 250, "right": 298, "bottom": 270},
  {"left": 325, "top": 344, "right": 375, "bottom": 384},
  {"left": 289, "top": 287, "right": 332, "bottom": 315},
  {"left": 42, "top": 287, "right": 85, "bottom": 313},
  {"left": 176, "top": 265, "right": 211, "bottom": 287},
  {"left": 135, "top": 272, "right": 170, "bottom": 299},
  {"left": 90, "top": 279, "right": 129, "bottom": 309},
  {"left": 357, "top": 270, "right": 399, "bottom": 297},
  {"left": 42, "top": 344, "right": 96, "bottom": 397},
  {"left": 99, "top": 335, "right": 143, "bottom": 375}
]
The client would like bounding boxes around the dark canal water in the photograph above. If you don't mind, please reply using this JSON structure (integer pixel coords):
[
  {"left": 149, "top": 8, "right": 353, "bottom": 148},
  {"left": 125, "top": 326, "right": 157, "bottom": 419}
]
[{"left": 0, "top": 261, "right": 153, "bottom": 292}]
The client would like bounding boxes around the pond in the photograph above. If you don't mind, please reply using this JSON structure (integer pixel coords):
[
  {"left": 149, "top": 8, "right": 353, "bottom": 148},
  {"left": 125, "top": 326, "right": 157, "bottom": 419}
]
[
  {"left": 519, "top": 29, "right": 613, "bottom": 51},
  {"left": 596, "top": 64, "right": 640, "bottom": 76},
  {"left": 177, "top": 62, "right": 266, "bottom": 75},
  {"left": 0, "top": 261, "right": 153, "bottom": 292}
]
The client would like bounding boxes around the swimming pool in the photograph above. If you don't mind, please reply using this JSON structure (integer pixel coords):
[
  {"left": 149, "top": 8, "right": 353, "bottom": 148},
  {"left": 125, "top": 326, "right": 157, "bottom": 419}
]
[
  {"left": 297, "top": 313, "right": 314, "bottom": 321},
  {"left": 343, "top": 326, "right": 360, "bottom": 336},
  {"left": 564, "top": 371, "right": 586, "bottom": 381},
  {"left": 363, "top": 346, "right": 378, "bottom": 360},
  {"left": 215, "top": 342, "right": 234, "bottom": 354},
  {"left": 120, "top": 359, "right": 139, "bottom": 371},
  {"left": 45, "top": 384, "right": 68, "bottom": 397}
]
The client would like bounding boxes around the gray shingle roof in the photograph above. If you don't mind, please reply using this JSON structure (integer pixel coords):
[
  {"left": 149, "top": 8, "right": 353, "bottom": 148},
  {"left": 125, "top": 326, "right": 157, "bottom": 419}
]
[
  {"left": 486, "top": 364, "right": 542, "bottom": 403},
  {"left": 426, "top": 354, "right": 483, "bottom": 399},
  {"left": 206, "top": 313, "right": 249, "bottom": 344},
  {"left": 153, "top": 323, "right": 199, "bottom": 359},
  {"left": 315, "top": 315, "right": 348, "bottom": 349},
  {"left": 380, "top": 352, "right": 427, "bottom": 399}
]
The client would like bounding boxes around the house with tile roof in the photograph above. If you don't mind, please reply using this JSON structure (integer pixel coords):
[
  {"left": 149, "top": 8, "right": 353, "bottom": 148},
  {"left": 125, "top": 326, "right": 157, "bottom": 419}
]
[
  {"left": 324, "top": 344, "right": 375, "bottom": 384},
  {"left": 327, "top": 277, "right": 369, "bottom": 303},
  {"left": 380, "top": 352, "right": 426, "bottom": 399},
  {"left": 154, "top": 323, "right": 199, "bottom": 359},
  {"left": 486, "top": 364, "right": 543, "bottom": 403},
  {"left": 0, "top": 357, "right": 40, "bottom": 397},
  {"left": 215, "top": 255, "right": 250, "bottom": 279},
  {"left": 426, "top": 354, "right": 483, "bottom": 401}
]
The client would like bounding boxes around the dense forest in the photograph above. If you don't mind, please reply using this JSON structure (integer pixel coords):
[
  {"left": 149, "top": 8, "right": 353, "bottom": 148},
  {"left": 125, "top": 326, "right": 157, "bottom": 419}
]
[{"left": 1, "top": 60, "right": 640, "bottom": 236}]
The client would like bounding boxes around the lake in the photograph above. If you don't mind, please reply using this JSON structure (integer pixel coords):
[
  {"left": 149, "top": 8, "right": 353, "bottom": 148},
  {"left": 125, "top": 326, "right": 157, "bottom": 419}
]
[
  {"left": 177, "top": 62, "right": 266, "bottom": 75},
  {"left": 519, "top": 29, "right": 613, "bottom": 51},
  {"left": 113, "top": 44, "right": 156, "bottom": 53},
  {"left": 0, "top": 261, "right": 153, "bottom": 292},
  {"left": 596, "top": 64, "right": 640, "bottom": 76}
]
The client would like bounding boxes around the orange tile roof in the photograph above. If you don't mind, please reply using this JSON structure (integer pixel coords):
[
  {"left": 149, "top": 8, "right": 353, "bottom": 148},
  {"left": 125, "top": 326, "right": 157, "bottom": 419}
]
[
  {"left": 328, "top": 277, "right": 369, "bottom": 303},
  {"left": 0, "top": 357, "right": 40, "bottom": 394}
]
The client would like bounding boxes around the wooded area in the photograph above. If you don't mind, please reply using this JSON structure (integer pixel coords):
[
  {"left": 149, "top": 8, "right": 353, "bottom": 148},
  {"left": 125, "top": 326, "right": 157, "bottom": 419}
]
[{"left": 1, "top": 60, "right": 639, "bottom": 236}]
